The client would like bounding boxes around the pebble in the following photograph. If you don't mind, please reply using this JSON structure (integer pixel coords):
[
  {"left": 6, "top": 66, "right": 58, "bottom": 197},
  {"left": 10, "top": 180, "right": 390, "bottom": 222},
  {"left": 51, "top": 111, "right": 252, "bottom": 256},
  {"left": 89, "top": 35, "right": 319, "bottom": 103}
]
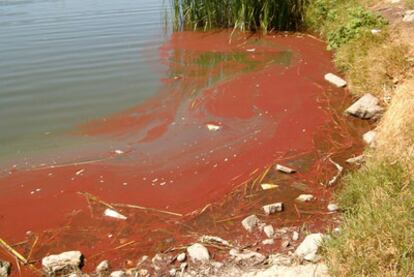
[
  {"left": 241, "top": 214, "right": 260, "bottom": 232},
  {"left": 263, "top": 225, "right": 275, "bottom": 238},
  {"left": 263, "top": 202, "right": 283, "bottom": 215},
  {"left": 176, "top": 253, "right": 186, "bottom": 262},
  {"left": 262, "top": 239, "right": 275, "bottom": 245},
  {"left": 96, "top": 260, "right": 109, "bottom": 273},
  {"left": 169, "top": 268, "right": 177, "bottom": 276},
  {"left": 187, "top": 243, "right": 210, "bottom": 262},
  {"left": 292, "top": 231, "right": 300, "bottom": 241},
  {"left": 363, "top": 130, "right": 377, "bottom": 146},
  {"left": 295, "top": 194, "right": 314, "bottom": 202},
  {"left": 327, "top": 203, "right": 339, "bottom": 212},
  {"left": 180, "top": 262, "right": 188, "bottom": 272}
]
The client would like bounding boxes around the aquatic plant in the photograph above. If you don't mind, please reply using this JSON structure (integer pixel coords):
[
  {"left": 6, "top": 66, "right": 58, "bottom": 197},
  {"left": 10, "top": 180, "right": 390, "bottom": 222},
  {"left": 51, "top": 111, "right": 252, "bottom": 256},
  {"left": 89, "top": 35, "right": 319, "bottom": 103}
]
[{"left": 171, "top": 0, "right": 308, "bottom": 32}]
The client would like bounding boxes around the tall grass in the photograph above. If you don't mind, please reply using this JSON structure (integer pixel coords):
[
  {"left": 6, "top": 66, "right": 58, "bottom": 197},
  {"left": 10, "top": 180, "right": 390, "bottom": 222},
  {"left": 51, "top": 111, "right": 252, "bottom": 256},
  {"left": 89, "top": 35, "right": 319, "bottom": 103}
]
[{"left": 171, "top": 0, "right": 308, "bottom": 32}]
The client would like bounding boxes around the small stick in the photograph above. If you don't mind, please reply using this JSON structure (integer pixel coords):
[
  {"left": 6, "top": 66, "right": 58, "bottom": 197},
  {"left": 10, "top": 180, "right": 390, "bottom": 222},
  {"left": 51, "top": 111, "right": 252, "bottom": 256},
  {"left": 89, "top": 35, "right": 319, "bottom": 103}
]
[
  {"left": 26, "top": 236, "right": 38, "bottom": 262},
  {"left": 326, "top": 158, "right": 344, "bottom": 186},
  {"left": 294, "top": 204, "right": 301, "bottom": 219},
  {"left": 113, "top": 203, "right": 183, "bottom": 217},
  {"left": 15, "top": 257, "right": 22, "bottom": 277},
  {"left": 0, "top": 237, "right": 28, "bottom": 264}
]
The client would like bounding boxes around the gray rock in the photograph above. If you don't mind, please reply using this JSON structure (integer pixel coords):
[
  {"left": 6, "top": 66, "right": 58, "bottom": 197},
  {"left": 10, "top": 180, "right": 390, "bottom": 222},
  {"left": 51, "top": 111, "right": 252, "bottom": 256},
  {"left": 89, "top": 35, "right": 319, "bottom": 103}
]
[
  {"left": 96, "top": 260, "right": 109, "bottom": 273},
  {"left": 345, "top": 93, "right": 382, "bottom": 119},
  {"left": 275, "top": 164, "right": 296, "bottom": 174},
  {"left": 324, "top": 73, "right": 347, "bottom": 87},
  {"left": 403, "top": 10, "right": 414, "bottom": 22},
  {"left": 327, "top": 203, "right": 339, "bottom": 212},
  {"left": 187, "top": 243, "right": 210, "bottom": 262},
  {"left": 263, "top": 202, "right": 283, "bottom": 215},
  {"left": 296, "top": 194, "right": 314, "bottom": 202},
  {"left": 363, "top": 130, "right": 377, "bottom": 145},
  {"left": 263, "top": 225, "right": 274, "bottom": 238},
  {"left": 42, "top": 251, "right": 83, "bottom": 275},
  {"left": 176, "top": 253, "right": 186, "bottom": 262},
  {"left": 241, "top": 215, "right": 260, "bottom": 232},
  {"left": 294, "top": 233, "right": 324, "bottom": 262},
  {"left": 0, "top": 260, "right": 10, "bottom": 277}
]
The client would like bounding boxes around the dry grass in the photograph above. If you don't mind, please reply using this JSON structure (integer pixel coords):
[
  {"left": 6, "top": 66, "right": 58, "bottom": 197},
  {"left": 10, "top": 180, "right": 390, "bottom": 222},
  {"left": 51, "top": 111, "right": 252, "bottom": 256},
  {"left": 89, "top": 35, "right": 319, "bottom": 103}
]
[{"left": 375, "top": 79, "right": 414, "bottom": 174}]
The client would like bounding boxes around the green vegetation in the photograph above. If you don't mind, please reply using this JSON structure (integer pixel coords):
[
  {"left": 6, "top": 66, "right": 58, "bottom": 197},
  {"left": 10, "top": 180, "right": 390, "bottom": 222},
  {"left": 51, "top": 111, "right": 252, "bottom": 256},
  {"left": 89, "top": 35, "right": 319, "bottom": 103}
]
[
  {"left": 171, "top": 0, "right": 307, "bottom": 32},
  {"left": 323, "top": 161, "right": 414, "bottom": 276}
]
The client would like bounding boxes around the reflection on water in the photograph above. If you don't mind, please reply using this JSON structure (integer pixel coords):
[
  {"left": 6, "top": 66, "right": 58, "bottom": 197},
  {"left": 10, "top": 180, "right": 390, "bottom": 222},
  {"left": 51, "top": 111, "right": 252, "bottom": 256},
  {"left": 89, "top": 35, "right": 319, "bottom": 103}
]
[{"left": 0, "top": 0, "right": 165, "bottom": 162}]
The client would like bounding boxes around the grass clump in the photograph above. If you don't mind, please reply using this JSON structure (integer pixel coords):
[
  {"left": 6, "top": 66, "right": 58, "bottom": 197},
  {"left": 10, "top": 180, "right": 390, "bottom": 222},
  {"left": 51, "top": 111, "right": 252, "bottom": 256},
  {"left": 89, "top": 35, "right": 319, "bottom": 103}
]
[
  {"left": 171, "top": 0, "right": 307, "bottom": 32},
  {"left": 324, "top": 161, "right": 414, "bottom": 276}
]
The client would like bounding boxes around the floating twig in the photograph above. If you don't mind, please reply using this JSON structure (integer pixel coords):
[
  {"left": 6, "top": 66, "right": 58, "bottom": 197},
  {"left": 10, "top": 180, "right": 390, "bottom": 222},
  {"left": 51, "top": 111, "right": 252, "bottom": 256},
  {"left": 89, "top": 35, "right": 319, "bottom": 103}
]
[
  {"left": 0, "top": 237, "right": 28, "bottom": 264},
  {"left": 26, "top": 235, "right": 38, "bottom": 262},
  {"left": 326, "top": 158, "right": 344, "bottom": 186},
  {"left": 113, "top": 203, "right": 183, "bottom": 217}
]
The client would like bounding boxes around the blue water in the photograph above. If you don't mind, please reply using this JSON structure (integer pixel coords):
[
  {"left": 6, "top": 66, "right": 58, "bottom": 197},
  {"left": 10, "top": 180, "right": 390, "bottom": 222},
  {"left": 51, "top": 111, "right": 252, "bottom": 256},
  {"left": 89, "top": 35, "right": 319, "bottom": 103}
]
[{"left": 0, "top": 0, "right": 166, "bottom": 162}]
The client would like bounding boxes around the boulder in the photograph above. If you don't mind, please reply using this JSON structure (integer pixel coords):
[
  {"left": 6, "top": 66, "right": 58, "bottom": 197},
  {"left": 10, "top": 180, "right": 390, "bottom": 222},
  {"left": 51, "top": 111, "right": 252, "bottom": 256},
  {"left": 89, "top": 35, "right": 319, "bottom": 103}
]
[
  {"left": 296, "top": 194, "right": 314, "bottom": 202},
  {"left": 345, "top": 93, "right": 382, "bottom": 119},
  {"left": 324, "top": 73, "right": 347, "bottom": 88},
  {"left": 294, "top": 233, "right": 324, "bottom": 262},
  {"left": 187, "top": 243, "right": 210, "bottom": 262},
  {"left": 263, "top": 202, "right": 283, "bottom": 215},
  {"left": 0, "top": 260, "right": 10, "bottom": 277},
  {"left": 263, "top": 225, "right": 274, "bottom": 238},
  {"left": 241, "top": 215, "right": 260, "bottom": 232},
  {"left": 42, "top": 251, "right": 83, "bottom": 275}
]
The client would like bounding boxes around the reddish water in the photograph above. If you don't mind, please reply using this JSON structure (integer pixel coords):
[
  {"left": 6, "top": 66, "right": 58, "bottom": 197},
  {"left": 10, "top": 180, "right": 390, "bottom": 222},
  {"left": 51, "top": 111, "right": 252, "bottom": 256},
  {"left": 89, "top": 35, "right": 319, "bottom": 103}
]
[{"left": 0, "top": 31, "right": 368, "bottom": 275}]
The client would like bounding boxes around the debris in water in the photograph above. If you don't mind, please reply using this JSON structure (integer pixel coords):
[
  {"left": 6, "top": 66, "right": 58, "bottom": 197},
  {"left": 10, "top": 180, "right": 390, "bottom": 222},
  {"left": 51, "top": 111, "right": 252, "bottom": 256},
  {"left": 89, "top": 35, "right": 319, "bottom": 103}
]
[
  {"left": 275, "top": 164, "right": 296, "bottom": 174},
  {"left": 260, "top": 183, "right": 278, "bottom": 190},
  {"left": 206, "top": 124, "right": 221, "bottom": 131},
  {"left": 114, "top": 150, "right": 124, "bottom": 155},
  {"left": 104, "top": 208, "right": 127, "bottom": 220},
  {"left": 75, "top": 169, "right": 85, "bottom": 176}
]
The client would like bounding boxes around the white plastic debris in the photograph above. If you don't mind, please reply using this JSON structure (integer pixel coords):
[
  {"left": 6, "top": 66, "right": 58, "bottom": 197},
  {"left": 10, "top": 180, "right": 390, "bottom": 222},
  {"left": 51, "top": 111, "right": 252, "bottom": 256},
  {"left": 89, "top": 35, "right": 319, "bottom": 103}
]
[
  {"left": 75, "top": 169, "right": 85, "bottom": 176},
  {"left": 276, "top": 164, "right": 296, "bottom": 174},
  {"left": 114, "top": 150, "right": 124, "bottom": 155},
  {"left": 206, "top": 124, "right": 221, "bottom": 131},
  {"left": 104, "top": 208, "right": 127, "bottom": 220},
  {"left": 261, "top": 183, "right": 279, "bottom": 190},
  {"left": 296, "top": 194, "right": 315, "bottom": 202},
  {"left": 246, "top": 48, "right": 256, "bottom": 52},
  {"left": 324, "top": 73, "right": 347, "bottom": 88}
]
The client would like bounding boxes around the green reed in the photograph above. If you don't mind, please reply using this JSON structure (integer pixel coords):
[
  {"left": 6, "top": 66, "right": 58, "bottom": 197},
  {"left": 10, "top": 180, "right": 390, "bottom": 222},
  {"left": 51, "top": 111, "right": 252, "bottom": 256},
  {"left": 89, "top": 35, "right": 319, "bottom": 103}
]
[{"left": 171, "top": 0, "right": 308, "bottom": 32}]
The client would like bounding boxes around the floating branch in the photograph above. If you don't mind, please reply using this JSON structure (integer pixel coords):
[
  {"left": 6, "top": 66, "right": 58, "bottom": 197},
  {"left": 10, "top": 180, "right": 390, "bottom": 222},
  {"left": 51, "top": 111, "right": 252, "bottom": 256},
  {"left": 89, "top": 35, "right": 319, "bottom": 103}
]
[
  {"left": 113, "top": 203, "right": 183, "bottom": 217},
  {"left": 0, "top": 237, "right": 28, "bottom": 264},
  {"left": 326, "top": 158, "right": 344, "bottom": 186}
]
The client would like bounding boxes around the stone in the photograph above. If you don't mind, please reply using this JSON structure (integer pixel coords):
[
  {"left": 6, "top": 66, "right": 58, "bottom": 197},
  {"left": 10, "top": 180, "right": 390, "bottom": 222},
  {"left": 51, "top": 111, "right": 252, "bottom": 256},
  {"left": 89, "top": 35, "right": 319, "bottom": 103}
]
[
  {"left": 403, "top": 10, "right": 414, "bottom": 22},
  {"left": 296, "top": 194, "right": 314, "bottom": 202},
  {"left": 241, "top": 215, "right": 260, "bottom": 232},
  {"left": 363, "top": 130, "right": 377, "bottom": 145},
  {"left": 211, "top": 261, "right": 224, "bottom": 269},
  {"left": 324, "top": 73, "right": 347, "bottom": 88},
  {"left": 42, "top": 251, "right": 83, "bottom": 275},
  {"left": 345, "top": 93, "right": 382, "bottom": 119},
  {"left": 281, "top": 240, "right": 290, "bottom": 248},
  {"left": 104, "top": 208, "right": 127, "bottom": 220},
  {"left": 187, "top": 243, "right": 210, "bottom": 262},
  {"left": 327, "top": 203, "right": 339, "bottom": 212},
  {"left": 346, "top": 155, "right": 365, "bottom": 165},
  {"left": 176, "top": 253, "right": 186, "bottom": 262},
  {"left": 96, "top": 260, "right": 109, "bottom": 273},
  {"left": 152, "top": 254, "right": 171, "bottom": 271},
  {"left": 294, "top": 233, "right": 324, "bottom": 262},
  {"left": 110, "top": 271, "right": 126, "bottom": 277},
  {"left": 180, "top": 262, "right": 188, "bottom": 272},
  {"left": 292, "top": 231, "right": 300, "bottom": 241},
  {"left": 137, "top": 269, "right": 149, "bottom": 277},
  {"left": 0, "top": 260, "right": 10, "bottom": 277},
  {"left": 263, "top": 225, "right": 274, "bottom": 238},
  {"left": 275, "top": 164, "right": 296, "bottom": 174},
  {"left": 263, "top": 202, "right": 283, "bottom": 215},
  {"left": 262, "top": 239, "right": 274, "bottom": 245},
  {"left": 200, "top": 235, "right": 230, "bottom": 246},
  {"left": 229, "top": 249, "right": 266, "bottom": 264}
]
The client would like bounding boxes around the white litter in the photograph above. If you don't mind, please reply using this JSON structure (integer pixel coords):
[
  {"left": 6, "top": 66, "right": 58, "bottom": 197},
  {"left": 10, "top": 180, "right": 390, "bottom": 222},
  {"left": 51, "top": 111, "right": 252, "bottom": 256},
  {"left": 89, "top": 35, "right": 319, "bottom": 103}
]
[
  {"left": 75, "top": 169, "right": 85, "bottom": 176},
  {"left": 261, "top": 183, "right": 279, "bottom": 190},
  {"left": 114, "top": 150, "right": 124, "bottom": 154},
  {"left": 246, "top": 48, "right": 256, "bottom": 52},
  {"left": 104, "top": 208, "right": 127, "bottom": 220},
  {"left": 324, "top": 73, "right": 347, "bottom": 88},
  {"left": 206, "top": 124, "right": 221, "bottom": 131}
]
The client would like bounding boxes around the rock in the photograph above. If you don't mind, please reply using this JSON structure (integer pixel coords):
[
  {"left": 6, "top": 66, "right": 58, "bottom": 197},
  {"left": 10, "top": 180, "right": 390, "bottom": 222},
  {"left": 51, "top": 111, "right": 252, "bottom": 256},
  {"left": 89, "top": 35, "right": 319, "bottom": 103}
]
[
  {"left": 263, "top": 225, "right": 274, "bottom": 238},
  {"left": 346, "top": 155, "right": 365, "bottom": 165},
  {"left": 152, "top": 254, "right": 171, "bottom": 271},
  {"left": 281, "top": 240, "right": 290, "bottom": 248},
  {"left": 180, "top": 262, "right": 188, "bottom": 272},
  {"left": 345, "top": 93, "right": 382, "bottom": 119},
  {"left": 363, "top": 130, "right": 377, "bottom": 145},
  {"left": 211, "top": 261, "right": 224, "bottom": 269},
  {"left": 327, "top": 203, "right": 339, "bottom": 212},
  {"left": 0, "top": 260, "right": 10, "bottom": 277},
  {"left": 403, "top": 10, "right": 414, "bottom": 22},
  {"left": 104, "top": 208, "right": 127, "bottom": 220},
  {"left": 187, "top": 243, "right": 210, "bottom": 262},
  {"left": 296, "top": 194, "right": 314, "bottom": 202},
  {"left": 110, "top": 271, "right": 126, "bottom": 277},
  {"left": 268, "top": 254, "right": 293, "bottom": 266},
  {"left": 260, "top": 183, "right": 278, "bottom": 190},
  {"left": 176, "top": 253, "right": 186, "bottom": 262},
  {"left": 275, "top": 164, "right": 296, "bottom": 174},
  {"left": 200, "top": 235, "right": 230, "bottom": 246},
  {"left": 241, "top": 215, "right": 260, "bottom": 232},
  {"left": 294, "top": 233, "right": 324, "bottom": 262},
  {"left": 263, "top": 202, "right": 283, "bottom": 215},
  {"left": 229, "top": 249, "right": 266, "bottom": 264},
  {"left": 96, "top": 260, "right": 109, "bottom": 273},
  {"left": 137, "top": 269, "right": 149, "bottom": 277},
  {"left": 42, "top": 251, "right": 83, "bottom": 275},
  {"left": 242, "top": 263, "right": 329, "bottom": 277},
  {"left": 262, "top": 239, "right": 274, "bottom": 245},
  {"left": 169, "top": 268, "right": 177, "bottom": 276},
  {"left": 292, "top": 231, "right": 300, "bottom": 241},
  {"left": 324, "top": 73, "right": 347, "bottom": 88}
]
